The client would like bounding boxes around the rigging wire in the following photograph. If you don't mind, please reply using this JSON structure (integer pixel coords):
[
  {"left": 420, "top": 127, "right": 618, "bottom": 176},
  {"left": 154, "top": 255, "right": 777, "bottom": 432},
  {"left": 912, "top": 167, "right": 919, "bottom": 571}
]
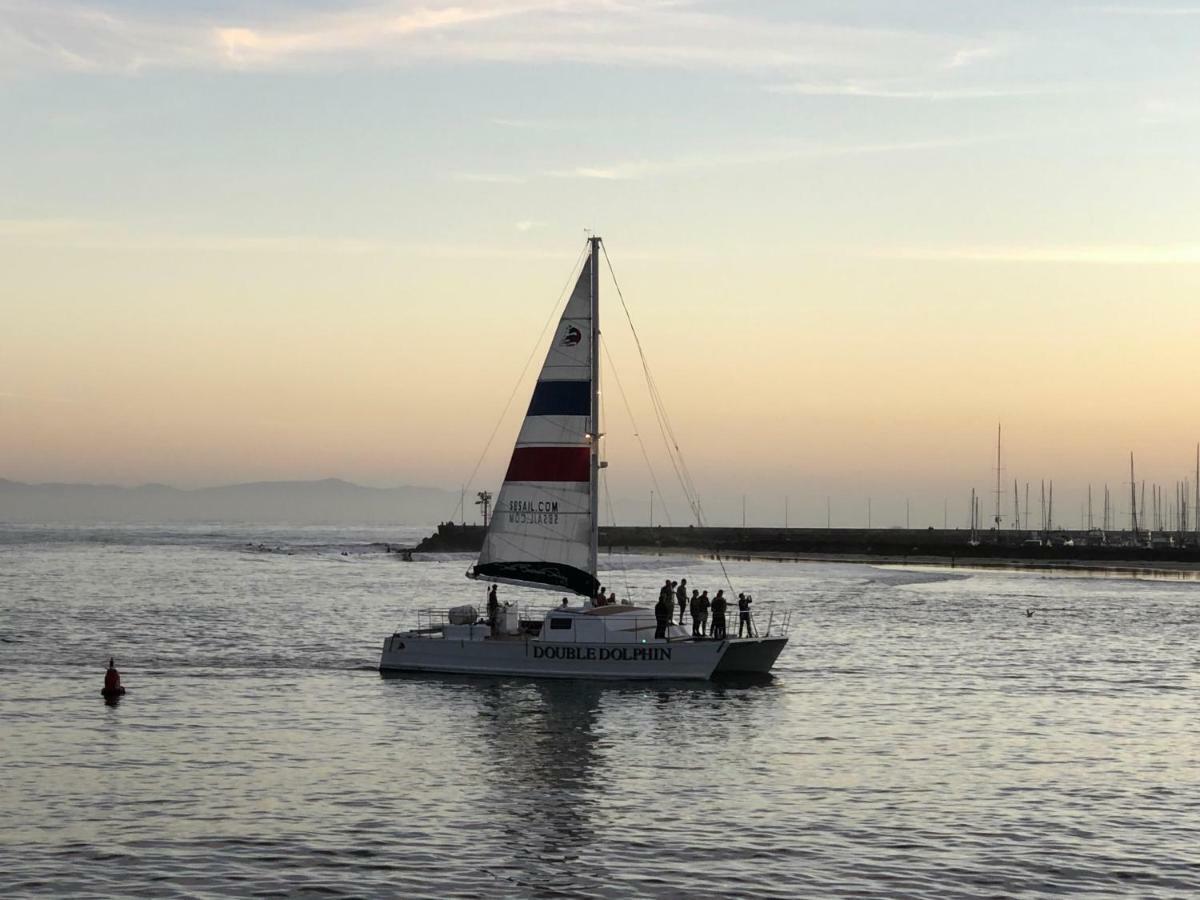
[
  {"left": 598, "top": 385, "right": 632, "bottom": 604},
  {"left": 600, "top": 243, "right": 705, "bottom": 525},
  {"left": 601, "top": 472, "right": 632, "bottom": 604},
  {"left": 601, "top": 337, "right": 673, "bottom": 527},
  {"left": 446, "top": 243, "right": 590, "bottom": 523},
  {"left": 600, "top": 241, "right": 736, "bottom": 596}
]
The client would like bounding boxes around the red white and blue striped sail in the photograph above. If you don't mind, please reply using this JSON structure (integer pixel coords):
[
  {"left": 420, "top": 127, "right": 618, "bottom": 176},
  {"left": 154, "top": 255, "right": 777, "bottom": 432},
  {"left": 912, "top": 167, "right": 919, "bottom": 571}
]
[{"left": 472, "top": 255, "right": 598, "bottom": 596}]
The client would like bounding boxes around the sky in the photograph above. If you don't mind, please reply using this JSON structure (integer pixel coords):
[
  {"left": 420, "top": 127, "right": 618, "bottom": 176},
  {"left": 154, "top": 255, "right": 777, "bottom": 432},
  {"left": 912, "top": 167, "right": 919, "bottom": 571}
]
[{"left": 2, "top": 0, "right": 1199, "bottom": 527}]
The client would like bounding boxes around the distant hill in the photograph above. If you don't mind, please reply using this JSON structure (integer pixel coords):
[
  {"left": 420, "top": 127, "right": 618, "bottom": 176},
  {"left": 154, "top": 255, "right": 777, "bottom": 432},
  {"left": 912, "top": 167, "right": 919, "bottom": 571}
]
[{"left": 0, "top": 477, "right": 460, "bottom": 524}]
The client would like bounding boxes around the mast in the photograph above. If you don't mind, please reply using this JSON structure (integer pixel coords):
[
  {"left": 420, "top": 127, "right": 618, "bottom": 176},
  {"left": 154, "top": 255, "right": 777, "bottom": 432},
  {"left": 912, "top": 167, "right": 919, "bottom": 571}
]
[
  {"left": 994, "top": 423, "right": 1003, "bottom": 530},
  {"left": 1040, "top": 480, "right": 1046, "bottom": 539},
  {"left": 588, "top": 235, "right": 601, "bottom": 582},
  {"left": 1129, "top": 452, "right": 1138, "bottom": 539},
  {"left": 1048, "top": 480, "right": 1054, "bottom": 535},
  {"left": 1141, "top": 481, "right": 1146, "bottom": 537}
]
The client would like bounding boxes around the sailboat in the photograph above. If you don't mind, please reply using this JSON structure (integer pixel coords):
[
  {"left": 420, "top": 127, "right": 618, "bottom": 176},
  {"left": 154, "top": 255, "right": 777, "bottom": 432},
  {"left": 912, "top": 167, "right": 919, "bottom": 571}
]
[{"left": 378, "top": 237, "right": 790, "bottom": 679}]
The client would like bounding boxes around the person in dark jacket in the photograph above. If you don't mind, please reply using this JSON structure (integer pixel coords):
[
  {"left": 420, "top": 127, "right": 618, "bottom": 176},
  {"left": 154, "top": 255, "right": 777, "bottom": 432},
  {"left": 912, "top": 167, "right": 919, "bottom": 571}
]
[
  {"left": 486, "top": 584, "right": 499, "bottom": 628},
  {"left": 711, "top": 589, "right": 727, "bottom": 639},
  {"left": 675, "top": 578, "right": 688, "bottom": 625},
  {"left": 697, "top": 590, "right": 710, "bottom": 637},
  {"left": 738, "top": 592, "right": 754, "bottom": 637},
  {"left": 654, "top": 591, "right": 673, "bottom": 639}
]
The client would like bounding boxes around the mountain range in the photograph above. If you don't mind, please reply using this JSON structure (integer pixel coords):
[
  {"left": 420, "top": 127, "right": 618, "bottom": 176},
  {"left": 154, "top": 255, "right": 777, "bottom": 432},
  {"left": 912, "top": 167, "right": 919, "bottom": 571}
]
[{"left": 0, "top": 478, "right": 461, "bottom": 524}]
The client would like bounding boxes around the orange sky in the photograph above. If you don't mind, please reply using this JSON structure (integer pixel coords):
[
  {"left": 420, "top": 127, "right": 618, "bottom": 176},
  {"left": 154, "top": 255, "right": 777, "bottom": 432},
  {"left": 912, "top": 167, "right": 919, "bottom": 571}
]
[{"left": 3, "top": 2, "right": 1200, "bottom": 525}]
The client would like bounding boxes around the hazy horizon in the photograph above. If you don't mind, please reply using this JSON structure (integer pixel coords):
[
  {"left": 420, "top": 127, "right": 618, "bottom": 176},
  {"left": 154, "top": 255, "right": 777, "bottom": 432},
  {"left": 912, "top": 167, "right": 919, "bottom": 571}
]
[{"left": 4, "top": 2, "right": 1199, "bottom": 528}]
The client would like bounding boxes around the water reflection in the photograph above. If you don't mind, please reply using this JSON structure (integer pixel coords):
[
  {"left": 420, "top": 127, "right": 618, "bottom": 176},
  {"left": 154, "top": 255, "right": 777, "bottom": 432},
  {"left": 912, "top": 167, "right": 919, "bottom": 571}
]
[{"left": 461, "top": 679, "right": 601, "bottom": 893}]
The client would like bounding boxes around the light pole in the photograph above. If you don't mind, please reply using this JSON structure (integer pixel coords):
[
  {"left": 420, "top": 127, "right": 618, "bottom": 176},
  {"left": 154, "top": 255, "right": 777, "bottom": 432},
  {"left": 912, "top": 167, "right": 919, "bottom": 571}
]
[{"left": 474, "top": 490, "right": 493, "bottom": 528}]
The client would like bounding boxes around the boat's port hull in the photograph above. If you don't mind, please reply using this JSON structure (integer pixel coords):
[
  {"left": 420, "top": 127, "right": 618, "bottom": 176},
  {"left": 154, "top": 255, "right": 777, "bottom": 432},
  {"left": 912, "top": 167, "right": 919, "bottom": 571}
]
[
  {"left": 713, "top": 636, "right": 788, "bottom": 674},
  {"left": 379, "top": 634, "right": 726, "bottom": 680}
]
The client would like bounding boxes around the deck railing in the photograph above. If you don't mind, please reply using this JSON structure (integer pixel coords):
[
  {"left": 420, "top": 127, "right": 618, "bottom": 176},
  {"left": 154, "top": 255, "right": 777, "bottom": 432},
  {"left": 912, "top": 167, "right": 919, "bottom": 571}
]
[{"left": 398, "top": 603, "right": 793, "bottom": 641}]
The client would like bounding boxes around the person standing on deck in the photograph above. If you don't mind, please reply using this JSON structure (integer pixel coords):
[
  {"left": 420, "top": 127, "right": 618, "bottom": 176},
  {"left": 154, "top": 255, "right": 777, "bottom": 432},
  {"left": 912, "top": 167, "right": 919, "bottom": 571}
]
[
  {"left": 738, "top": 593, "right": 754, "bottom": 637},
  {"left": 654, "top": 591, "right": 673, "bottom": 640},
  {"left": 691, "top": 595, "right": 705, "bottom": 638},
  {"left": 711, "top": 590, "right": 727, "bottom": 639},
  {"left": 659, "top": 579, "right": 672, "bottom": 608},
  {"left": 697, "top": 590, "right": 710, "bottom": 637},
  {"left": 486, "top": 584, "right": 499, "bottom": 629},
  {"left": 675, "top": 578, "right": 688, "bottom": 625}
]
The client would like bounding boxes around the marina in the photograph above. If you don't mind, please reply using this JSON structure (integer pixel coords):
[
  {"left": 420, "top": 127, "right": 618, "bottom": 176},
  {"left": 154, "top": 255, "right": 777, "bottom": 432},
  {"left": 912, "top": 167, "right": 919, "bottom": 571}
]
[{"left": 414, "top": 522, "right": 1200, "bottom": 568}]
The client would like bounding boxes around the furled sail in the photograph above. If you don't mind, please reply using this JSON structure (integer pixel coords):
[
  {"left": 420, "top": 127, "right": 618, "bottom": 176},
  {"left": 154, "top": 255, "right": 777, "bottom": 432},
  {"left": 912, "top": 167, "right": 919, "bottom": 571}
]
[{"left": 471, "top": 254, "right": 598, "bottom": 596}]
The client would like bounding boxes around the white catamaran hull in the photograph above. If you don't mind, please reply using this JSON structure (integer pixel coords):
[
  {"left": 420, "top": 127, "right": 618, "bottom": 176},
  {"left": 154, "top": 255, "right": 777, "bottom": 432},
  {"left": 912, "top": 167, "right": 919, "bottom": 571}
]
[{"left": 380, "top": 633, "right": 728, "bottom": 680}]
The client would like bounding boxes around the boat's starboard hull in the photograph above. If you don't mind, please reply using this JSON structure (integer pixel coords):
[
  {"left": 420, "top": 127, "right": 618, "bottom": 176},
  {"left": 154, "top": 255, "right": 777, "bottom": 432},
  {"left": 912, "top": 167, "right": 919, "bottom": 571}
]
[
  {"left": 379, "top": 634, "right": 726, "bottom": 680},
  {"left": 712, "top": 636, "right": 788, "bottom": 674}
]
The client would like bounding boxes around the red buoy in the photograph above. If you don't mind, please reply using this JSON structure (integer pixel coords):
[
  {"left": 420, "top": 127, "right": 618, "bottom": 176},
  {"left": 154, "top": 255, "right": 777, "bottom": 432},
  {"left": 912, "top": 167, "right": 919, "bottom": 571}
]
[{"left": 101, "top": 657, "right": 125, "bottom": 699}]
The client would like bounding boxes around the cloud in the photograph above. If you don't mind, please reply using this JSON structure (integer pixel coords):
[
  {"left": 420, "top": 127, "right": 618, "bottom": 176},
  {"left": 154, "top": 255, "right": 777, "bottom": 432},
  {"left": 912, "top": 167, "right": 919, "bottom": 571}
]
[
  {"left": 514, "top": 220, "right": 543, "bottom": 232},
  {"left": 546, "top": 134, "right": 1004, "bottom": 180},
  {"left": 1140, "top": 96, "right": 1200, "bottom": 123},
  {"left": 945, "top": 45, "right": 1002, "bottom": 69},
  {"left": 0, "top": 1, "right": 960, "bottom": 75},
  {"left": 452, "top": 172, "right": 528, "bottom": 184},
  {"left": 1084, "top": 5, "right": 1200, "bottom": 15},
  {"left": 873, "top": 243, "right": 1200, "bottom": 264},
  {"left": 213, "top": 3, "right": 520, "bottom": 68},
  {"left": 489, "top": 116, "right": 572, "bottom": 130},
  {"left": 0, "top": 217, "right": 572, "bottom": 258},
  {"left": 765, "top": 82, "right": 1067, "bottom": 101}
]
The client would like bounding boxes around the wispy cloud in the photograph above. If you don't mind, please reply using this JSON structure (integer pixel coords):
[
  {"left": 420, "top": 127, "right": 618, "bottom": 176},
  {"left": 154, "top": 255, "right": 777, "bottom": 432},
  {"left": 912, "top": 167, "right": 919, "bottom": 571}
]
[
  {"left": 547, "top": 135, "right": 1005, "bottom": 180},
  {"left": 452, "top": 172, "right": 528, "bottom": 184},
  {"left": 765, "top": 82, "right": 1067, "bottom": 101},
  {"left": 0, "top": 1, "right": 959, "bottom": 75},
  {"left": 945, "top": 45, "right": 1002, "bottom": 69},
  {"left": 1140, "top": 96, "right": 1200, "bottom": 123},
  {"left": 213, "top": 3, "right": 522, "bottom": 68},
  {"left": 489, "top": 116, "right": 575, "bottom": 130},
  {"left": 874, "top": 243, "right": 1200, "bottom": 264},
  {"left": 1084, "top": 5, "right": 1200, "bottom": 15},
  {"left": 0, "top": 218, "right": 570, "bottom": 258}
]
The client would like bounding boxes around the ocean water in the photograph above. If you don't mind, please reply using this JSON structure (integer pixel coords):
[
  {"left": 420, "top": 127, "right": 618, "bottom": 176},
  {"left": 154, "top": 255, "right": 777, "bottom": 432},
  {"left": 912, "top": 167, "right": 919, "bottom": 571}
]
[{"left": 2, "top": 524, "right": 1199, "bottom": 898}]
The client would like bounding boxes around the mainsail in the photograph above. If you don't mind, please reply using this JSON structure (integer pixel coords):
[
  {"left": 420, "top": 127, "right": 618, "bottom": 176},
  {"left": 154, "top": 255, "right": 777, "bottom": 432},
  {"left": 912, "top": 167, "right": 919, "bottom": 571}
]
[{"left": 472, "top": 243, "right": 600, "bottom": 596}]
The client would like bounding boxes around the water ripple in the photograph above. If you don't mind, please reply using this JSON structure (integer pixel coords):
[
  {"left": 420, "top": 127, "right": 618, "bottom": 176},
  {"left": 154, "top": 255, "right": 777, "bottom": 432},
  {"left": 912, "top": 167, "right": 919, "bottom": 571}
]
[{"left": 2, "top": 527, "right": 1199, "bottom": 897}]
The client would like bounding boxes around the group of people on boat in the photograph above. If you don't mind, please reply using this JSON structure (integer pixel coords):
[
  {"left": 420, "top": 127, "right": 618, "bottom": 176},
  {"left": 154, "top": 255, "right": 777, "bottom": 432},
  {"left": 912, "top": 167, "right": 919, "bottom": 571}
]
[
  {"left": 654, "top": 578, "right": 755, "bottom": 640},
  {"left": 486, "top": 579, "right": 756, "bottom": 642},
  {"left": 591, "top": 585, "right": 620, "bottom": 606}
]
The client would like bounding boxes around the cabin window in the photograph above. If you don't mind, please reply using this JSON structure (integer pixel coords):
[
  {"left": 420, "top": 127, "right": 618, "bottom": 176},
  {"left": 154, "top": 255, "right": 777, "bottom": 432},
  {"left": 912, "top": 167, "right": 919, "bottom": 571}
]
[{"left": 549, "top": 618, "right": 573, "bottom": 630}]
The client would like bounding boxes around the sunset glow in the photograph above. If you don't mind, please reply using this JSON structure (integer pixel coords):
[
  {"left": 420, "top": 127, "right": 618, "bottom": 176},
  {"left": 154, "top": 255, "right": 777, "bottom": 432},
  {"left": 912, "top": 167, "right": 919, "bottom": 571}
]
[{"left": 3, "top": 1, "right": 1198, "bottom": 525}]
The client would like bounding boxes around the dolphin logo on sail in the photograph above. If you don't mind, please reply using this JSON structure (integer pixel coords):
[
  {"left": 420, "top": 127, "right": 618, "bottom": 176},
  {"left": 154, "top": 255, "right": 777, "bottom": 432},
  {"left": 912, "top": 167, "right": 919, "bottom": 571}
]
[{"left": 563, "top": 325, "right": 582, "bottom": 346}]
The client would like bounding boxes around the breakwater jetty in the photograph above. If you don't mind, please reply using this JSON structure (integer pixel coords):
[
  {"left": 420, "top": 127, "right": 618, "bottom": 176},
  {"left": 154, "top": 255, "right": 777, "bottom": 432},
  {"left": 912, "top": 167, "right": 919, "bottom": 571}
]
[{"left": 414, "top": 522, "right": 1200, "bottom": 569}]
